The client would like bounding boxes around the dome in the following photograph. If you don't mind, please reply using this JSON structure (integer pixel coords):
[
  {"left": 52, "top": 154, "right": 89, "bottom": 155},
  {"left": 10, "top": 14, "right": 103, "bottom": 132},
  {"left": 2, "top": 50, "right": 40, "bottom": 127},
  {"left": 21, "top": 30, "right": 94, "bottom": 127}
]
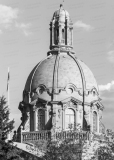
[
  {"left": 25, "top": 52, "right": 98, "bottom": 98},
  {"left": 23, "top": 5, "right": 99, "bottom": 103}
]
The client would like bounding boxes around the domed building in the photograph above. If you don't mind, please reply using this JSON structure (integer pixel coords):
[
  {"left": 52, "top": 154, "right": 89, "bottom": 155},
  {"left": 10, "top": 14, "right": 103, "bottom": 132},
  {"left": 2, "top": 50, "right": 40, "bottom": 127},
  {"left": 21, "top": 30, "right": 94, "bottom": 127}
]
[{"left": 16, "top": 4, "right": 105, "bottom": 146}]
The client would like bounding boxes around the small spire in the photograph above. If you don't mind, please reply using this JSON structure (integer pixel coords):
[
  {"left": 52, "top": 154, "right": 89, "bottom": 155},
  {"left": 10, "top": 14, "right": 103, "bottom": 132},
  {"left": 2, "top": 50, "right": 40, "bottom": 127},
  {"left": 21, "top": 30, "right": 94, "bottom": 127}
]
[{"left": 60, "top": 4, "right": 63, "bottom": 8}]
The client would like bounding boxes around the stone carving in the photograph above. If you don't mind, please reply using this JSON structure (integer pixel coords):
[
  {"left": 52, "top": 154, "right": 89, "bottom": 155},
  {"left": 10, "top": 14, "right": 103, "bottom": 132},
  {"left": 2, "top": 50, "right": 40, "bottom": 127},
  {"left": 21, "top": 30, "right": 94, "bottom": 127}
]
[
  {"left": 33, "top": 105, "right": 37, "bottom": 112},
  {"left": 79, "top": 109, "right": 82, "bottom": 119},
  {"left": 58, "top": 109, "right": 61, "bottom": 118},
  {"left": 63, "top": 101, "right": 77, "bottom": 111},
  {"left": 92, "top": 105, "right": 97, "bottom": 111}
]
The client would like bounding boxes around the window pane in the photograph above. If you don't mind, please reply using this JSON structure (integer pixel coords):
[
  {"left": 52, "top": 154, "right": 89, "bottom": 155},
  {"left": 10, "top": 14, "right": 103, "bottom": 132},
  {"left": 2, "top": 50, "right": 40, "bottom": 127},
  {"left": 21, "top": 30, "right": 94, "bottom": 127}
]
[
  {"left": 65, "top": 108, "right": 74, "bottom": 129},
  {"left": 65, "top": 109, "right": 74, "bottom": 115},
  {"left": 70, "top": 115, "right": 74, "bottom": 124},
  {"left": 65, "top": 115, "right": 70, "bottom": 129},
  {"left": 38, "top": 109, "right": 45, "bottom": 130}
]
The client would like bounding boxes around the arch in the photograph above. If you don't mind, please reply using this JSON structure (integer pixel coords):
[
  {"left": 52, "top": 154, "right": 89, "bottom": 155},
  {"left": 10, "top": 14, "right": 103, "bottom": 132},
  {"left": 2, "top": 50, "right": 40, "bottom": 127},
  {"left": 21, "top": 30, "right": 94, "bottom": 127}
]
[
  {"left": 37, "top": 109, "right": 45, "bottom": 130},
  {"left": 93, "top": 111, "right": 97, "bottom": 132},
  {"left": 65, "top": 108, "right": 75, "bottom": 129}
]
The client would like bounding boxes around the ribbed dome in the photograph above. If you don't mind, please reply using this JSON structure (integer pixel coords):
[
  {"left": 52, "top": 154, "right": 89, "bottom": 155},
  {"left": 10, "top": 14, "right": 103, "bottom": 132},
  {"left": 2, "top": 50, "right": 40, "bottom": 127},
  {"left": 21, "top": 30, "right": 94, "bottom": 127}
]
[
  {"left": 24, "top": 5, "right": 99, "bottom": 103},
  {"left": 25, "top": 52, "right": 98, "bottom": 95}
]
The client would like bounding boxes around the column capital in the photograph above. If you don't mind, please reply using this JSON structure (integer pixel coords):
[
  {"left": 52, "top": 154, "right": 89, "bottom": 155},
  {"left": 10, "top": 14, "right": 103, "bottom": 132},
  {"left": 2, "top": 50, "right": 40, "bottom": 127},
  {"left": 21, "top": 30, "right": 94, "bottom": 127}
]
[{"left": 33, "top": 105, "right": 37, "bottom": 112}]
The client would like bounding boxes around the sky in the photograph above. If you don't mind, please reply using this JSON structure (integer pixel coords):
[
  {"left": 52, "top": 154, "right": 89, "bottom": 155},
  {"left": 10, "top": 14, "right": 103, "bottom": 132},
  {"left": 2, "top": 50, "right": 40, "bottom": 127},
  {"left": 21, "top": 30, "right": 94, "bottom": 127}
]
[{"left": 0, "top": 0, "right": 114, "bottom": 133}]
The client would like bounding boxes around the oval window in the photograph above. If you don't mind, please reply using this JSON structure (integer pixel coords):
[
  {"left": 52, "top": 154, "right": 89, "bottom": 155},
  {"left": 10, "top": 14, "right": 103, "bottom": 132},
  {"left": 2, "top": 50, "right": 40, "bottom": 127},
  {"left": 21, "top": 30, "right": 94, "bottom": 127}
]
[{"left": 36, "top": 85, "right": 45, "bottom": 95}]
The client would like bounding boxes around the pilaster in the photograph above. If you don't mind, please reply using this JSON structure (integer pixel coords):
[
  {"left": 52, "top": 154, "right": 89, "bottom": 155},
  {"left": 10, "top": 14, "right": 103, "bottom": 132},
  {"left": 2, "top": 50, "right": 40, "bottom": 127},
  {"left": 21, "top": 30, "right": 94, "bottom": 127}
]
[
  {"left": 97, "top": 111, "right": 99, "bottom": 133},
  {"left": 33, "top": 105, "right": 37, "bottom": 131}
]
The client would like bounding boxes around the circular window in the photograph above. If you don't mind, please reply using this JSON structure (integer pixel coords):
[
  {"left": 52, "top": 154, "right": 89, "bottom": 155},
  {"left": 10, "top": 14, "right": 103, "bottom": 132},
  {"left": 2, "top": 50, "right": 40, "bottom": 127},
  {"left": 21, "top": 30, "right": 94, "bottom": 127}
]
[
  {"left": 36, "top": 85, "right": 45, "bottom": 95},
  {"left": 66, "top": 87, "right": 73, "bottom": 94}
]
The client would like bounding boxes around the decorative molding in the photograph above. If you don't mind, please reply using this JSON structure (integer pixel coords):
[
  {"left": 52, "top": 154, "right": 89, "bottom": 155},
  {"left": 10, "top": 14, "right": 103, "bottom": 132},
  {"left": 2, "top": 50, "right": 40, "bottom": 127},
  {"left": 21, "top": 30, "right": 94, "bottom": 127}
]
[
  {"left": 33, "top": 105, "right": 37, "bottom": 112},
  {"left": 91, "top": 100, "right": 104, "bottom": 110},
  {"left": 35, "top": 84, "right": 46, "bottom": 95},
  {"left": 60, "top": 96, "right": 82, "bottom": 105},
  {"left": 58, "top": 109, "right": 61, "bottom": 118}
]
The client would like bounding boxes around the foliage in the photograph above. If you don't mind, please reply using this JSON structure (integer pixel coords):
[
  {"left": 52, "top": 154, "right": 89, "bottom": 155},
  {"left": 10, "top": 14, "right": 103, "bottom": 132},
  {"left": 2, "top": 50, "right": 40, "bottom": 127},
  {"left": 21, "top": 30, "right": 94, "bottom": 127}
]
[
  {"left": 0, "top": 96, "right": 14, "bottom": 140},
  {"left": 42, "top": 129, "right": 114, "bottom": 160},
  {"left": 97, "top": 143, "right": 114, "bottom": 160},
  {"left": 41, "top": 128, "right": 84, "bottom": 160},
  {"left": 82, "top": 132, "right": 114, "bottom": 160},
  {"left": 42, "top": 138, "right": 82, "bottom": 160},
  {"left": 0, "top": 95, "right": 23, "bottom": 160},
  {"left": 96, "top": 131, "right": 114, "bottom": 160},
  {"left": 0, "top": 140, "right": 24, "bottom": 160}
]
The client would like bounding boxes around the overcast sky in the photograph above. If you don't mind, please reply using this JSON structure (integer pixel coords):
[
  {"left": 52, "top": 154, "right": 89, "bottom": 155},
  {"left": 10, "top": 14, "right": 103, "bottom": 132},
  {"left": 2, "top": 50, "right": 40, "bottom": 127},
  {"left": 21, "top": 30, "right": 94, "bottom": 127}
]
[{"left": 0, "top": 0, "right": 114, "bottom": 132}]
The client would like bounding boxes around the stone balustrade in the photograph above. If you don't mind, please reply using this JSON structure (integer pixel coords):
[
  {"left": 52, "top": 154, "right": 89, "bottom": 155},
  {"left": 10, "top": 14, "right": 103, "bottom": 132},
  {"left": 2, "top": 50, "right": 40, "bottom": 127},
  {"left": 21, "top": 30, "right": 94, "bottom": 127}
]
[
  {"left": 21, "top": 130, "right": 91, "bottom": 143},
  {"left": 22, "top": 130, "right": 51, "bottom": 143},
  {"left": 14, "top": 128, "right": 109, "bottom": 144},
  {"left": 55, "top": 130, "right": 90, "bottom": 141}
]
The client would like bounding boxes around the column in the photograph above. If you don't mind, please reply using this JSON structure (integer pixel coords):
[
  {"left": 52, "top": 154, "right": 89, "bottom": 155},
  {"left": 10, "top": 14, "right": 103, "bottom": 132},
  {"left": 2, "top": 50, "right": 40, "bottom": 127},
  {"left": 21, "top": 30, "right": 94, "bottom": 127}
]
[
  {"left": 30, "top": 106, "right": 33, "bottom": 131},
  {"left": 59, "top": 24, "right": 62, "bottom": 44},
  {"left": 62, "top": 104, "right": 65, "bottom": 130},
  {"left": 52, "top": 23, "right": 54, "bottom": 45},
  {"left": 67, "top": 27, "right": 69, "bottom": 45},
  {"left": 45, "top": 109, "right": 47, "bottom": 125},
  {"left": 52, "top": 104, "right": 57, "bottom": 131},
  {"left": 97, "top": 111, "right": 99, "bottom": 133},
  {"left": 71, "top": 28, "right": 73, "bottom": 46},
  {"left": 90, "top": 106, "right": 93, "bottom": 132},
  {"left": 62, "top": 104, "right": 64, "bottom": 131},
  {"left": 76, "top": 105, "right": 78, "bottom": 126},
  {"left": 50, "top": 25, "right": 52, "bottom": 49},
  {"left": 65, "top": 19, "right": 67, "bottom": 45},
  {"left": 90, "top": 104, "right": 93, "bottom": 132},
  {"left": 33, "top": 105, "right": 37, "bottom": 131}
]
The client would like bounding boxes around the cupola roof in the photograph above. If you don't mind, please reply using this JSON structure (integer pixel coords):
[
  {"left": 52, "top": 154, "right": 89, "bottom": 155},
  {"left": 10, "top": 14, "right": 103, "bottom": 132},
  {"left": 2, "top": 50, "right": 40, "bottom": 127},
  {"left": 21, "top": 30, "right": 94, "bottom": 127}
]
[{"left": 52, "top": 4, "right": 71, "bottom": 22}]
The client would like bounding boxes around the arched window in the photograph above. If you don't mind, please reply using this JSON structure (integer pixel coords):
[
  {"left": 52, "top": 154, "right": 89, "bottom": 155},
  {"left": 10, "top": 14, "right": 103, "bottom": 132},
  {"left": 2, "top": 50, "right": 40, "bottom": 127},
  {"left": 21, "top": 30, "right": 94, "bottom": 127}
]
[
  {"left": 62, "top": 29, "right": 65, "bottom": 44},
  {"left": 38, "top": 109, "right": 45, "bottom": 130},
  {"left": 93, "top": 111, "right": 97, "bottom": 132},
  {"left": 65, "top": 108, "right": 75, "bottom": 129},
  {"left": 55, "top": 29, "right": 59, "bottom": 44}
]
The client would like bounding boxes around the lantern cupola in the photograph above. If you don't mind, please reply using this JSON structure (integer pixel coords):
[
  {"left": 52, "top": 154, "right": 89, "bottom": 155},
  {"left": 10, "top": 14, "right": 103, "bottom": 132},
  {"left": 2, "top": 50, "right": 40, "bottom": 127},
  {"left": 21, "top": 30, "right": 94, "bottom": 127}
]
[{"left": 50, "top": 4, "right": 73, "bottom": 50}]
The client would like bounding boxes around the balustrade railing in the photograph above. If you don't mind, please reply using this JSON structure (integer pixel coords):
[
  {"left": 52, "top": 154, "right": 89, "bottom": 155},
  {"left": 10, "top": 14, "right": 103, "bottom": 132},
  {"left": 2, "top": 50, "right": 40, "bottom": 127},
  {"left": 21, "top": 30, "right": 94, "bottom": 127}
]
[
  {"left": 55, "top": 131, "right": 90, "bottom": 141},
  {"left": 22, "top": 130, "right": 51, "bottom": 143},
  {"left": 21, "top": 130, "right": 91, "bottom": 143}
]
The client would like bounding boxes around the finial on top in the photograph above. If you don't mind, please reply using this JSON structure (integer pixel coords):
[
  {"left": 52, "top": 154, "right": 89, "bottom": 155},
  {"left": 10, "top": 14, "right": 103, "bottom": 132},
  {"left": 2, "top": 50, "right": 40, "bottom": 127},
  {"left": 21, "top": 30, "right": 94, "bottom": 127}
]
[{"left": 60, "top": 4, "right": 63, "bottom": 8}]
